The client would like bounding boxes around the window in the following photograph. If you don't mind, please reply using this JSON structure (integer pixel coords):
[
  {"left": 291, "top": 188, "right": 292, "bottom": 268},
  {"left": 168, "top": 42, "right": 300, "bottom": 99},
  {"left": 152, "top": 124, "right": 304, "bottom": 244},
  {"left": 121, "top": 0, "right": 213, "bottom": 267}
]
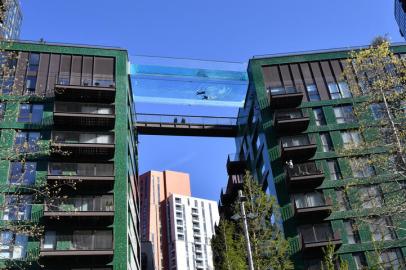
[
  {"left": 175, "top": 197, "right": 181, "bottom": 203},
  {"left": 334, "top": 105, "right": 355, "bottom": 124},
  {"left": 0, "top": 103, "right": 5, "bottom": 121},
  {"left": 341, "top": 130, "right": 363, "bottom": 149},
  {"left": 17, "top": 104, "right": 44, "bottom": 123},
  {"left": 25, "top": 76, "right": 37, "bottom": 93},
  {"left": 306, "top": 84, "right": 321, "bottom": 101},
  {"left": 336, "top": 190, "right": 351, "bottom": 211},
  {"left": 344, "top": 220, "right": 360, "bottom": 244},
  {"left": 0, "top": 231, "right": 28, "bottom": 259},
  {"left": 43, "top": 231, "right": 56, "bottom": 250},
  {"left": 353, "top": 252, "right": 368, "bottom": 270},
  {"left": 9, "top": 162, "right": 36, "bottom": 185},
  {"left": 293, "top": 191, "right": 325, "bottom": 209},
  {"left": 313, "top": 107, "right": 326, "bottom": 126},
  {"left": 359, "top": 185, "right": 382, "bottom": 208},
  {"left": 320, "top": 132, "right": 334, "bottom": 152},
  {"left": 370, "top": 217, "right": 396, "bottom": 241},
  {"left": 14, "top": 131, "right": 40, "bottom": 152},
  {"left": 177, "top": 234, "right": 184, "bottom": 241},
  {"left": 3, "top": 195, "right": 32, "bottom": 221},
  {"left": 327, "top": 159, "right": 342, "bottom": 180},
  {"left": 328, "top": 82, "right": 352, "bottom": 99},
  {"left": 27, "top": 53, "right": 40, "bottom": 72},
  {"left": 370, "top": 103, "right": 387, "bottom": 120},
  {"left": 0, "top": 76, "right": 14, "bottom": 94},
  {"left": 349, "top": 158, "right": 376, "bottom": 178},
  {"left": 380, "top": 249, "right": 404, "bottom": 270},
  {"left": 328, "top": 82, "right": 341, "bottom": 99}
]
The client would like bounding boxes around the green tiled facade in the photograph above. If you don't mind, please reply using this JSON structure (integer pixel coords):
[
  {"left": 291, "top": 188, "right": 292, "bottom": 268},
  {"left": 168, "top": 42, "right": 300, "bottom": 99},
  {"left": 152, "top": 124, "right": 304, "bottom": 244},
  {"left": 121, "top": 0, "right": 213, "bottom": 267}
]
[
  {"left": 236, "top": 46, "right": 406, "bottom": 269},
  {"left": 0, "top": 41, "right": 140, "bottom": 270}
]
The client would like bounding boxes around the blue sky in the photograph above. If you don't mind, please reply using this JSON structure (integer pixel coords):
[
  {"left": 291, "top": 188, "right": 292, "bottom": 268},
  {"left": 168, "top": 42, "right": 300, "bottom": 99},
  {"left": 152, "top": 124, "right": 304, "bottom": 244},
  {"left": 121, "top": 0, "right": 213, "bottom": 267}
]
[{"left": 21, "top": 0, "right": 402, "bottom": 201}]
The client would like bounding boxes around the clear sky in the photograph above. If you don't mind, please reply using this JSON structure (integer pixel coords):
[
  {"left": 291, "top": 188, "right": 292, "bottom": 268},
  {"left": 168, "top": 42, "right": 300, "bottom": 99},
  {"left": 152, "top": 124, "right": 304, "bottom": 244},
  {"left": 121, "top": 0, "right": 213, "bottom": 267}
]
[{"left": 20, "top": 0, "right": 402, "bottom": 201}]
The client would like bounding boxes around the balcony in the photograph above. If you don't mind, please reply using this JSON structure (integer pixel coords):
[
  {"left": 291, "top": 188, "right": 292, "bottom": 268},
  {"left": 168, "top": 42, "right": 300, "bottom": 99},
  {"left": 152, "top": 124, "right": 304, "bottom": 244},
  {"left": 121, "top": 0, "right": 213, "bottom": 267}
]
[
  {"left": 53, "top": 102, "right": 115, "bottom": 129},
  {"left": 54, "top": 77, "right": 115, "bottom": 103},
  {"left": 285, "top": 162, "right": 325, "bottom": 190},
  {"left": 299, "top": 224, "right": 342, "bottom": 255},
  {"left": 44, "top": 195, "right": 114, "bottom": 218},
  {"left": 226, "top": 153, "right": 246, "bottom": 175},
  {"left": 293, "top": 197, "right": 332, "bottom": 220},
  {"left": 280, "top": 135, "right": 317, "bottom": 162},
  {"left": 52, "top": 131, "right": 114, "bottom": 157},
  {"left": 47, "top": 163, "right": 114, "bottom": 181},
  {"left": 268, "top": 86, "right": 303, "bottom": 109},
  {"left": 273, "top": 109, "right": 309, "bottom": 133},
  {"left": 40, "top": 230, "right": 113, "bottom": 257}
]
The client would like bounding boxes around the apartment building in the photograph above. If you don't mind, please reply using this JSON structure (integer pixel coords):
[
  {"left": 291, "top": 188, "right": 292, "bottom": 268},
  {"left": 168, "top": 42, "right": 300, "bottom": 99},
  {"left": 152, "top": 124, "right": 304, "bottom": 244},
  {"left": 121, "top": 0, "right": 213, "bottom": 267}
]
[
  {"left": 167, "top": 194, "right": 219, "bottom": 270},
  {"left": 0, "top": 41, "right": 140, "bottom": 270},
  {"left": 220, "top": 45, "right": 406, "bottom": 269}
]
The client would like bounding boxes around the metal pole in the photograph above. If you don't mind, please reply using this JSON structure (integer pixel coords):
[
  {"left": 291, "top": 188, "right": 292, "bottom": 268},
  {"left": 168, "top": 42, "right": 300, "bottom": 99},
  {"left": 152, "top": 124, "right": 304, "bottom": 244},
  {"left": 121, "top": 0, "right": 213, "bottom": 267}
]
[{"left": 239, "top": 190, "right": 255, "bottom": 270}]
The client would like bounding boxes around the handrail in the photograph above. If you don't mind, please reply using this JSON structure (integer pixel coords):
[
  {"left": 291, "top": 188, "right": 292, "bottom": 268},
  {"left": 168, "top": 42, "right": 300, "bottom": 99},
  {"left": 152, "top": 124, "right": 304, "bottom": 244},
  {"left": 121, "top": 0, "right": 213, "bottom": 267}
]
[{"left": 135, "top": 113, "right": 237, "bottom": 120}]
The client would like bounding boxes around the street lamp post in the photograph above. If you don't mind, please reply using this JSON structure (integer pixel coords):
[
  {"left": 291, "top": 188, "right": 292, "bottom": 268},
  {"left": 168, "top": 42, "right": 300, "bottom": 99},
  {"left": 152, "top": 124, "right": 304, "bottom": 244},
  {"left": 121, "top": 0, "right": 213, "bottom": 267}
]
[{"left": 235, "top": 189, "right": 255, "bottom": 270}]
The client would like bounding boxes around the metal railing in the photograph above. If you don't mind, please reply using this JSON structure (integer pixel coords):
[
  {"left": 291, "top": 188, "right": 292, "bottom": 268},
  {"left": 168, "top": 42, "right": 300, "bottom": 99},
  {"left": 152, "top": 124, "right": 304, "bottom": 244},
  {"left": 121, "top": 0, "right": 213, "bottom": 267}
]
[{"left": 136, "top": 113, "right": 237, "bottom": 126}]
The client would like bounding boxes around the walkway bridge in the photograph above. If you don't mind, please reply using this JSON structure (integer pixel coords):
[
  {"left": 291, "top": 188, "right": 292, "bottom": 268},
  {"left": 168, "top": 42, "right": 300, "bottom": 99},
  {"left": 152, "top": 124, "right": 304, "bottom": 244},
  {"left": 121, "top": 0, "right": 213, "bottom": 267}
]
[{"left": 135, "top": 113, "right": 238, "bottom": 137}]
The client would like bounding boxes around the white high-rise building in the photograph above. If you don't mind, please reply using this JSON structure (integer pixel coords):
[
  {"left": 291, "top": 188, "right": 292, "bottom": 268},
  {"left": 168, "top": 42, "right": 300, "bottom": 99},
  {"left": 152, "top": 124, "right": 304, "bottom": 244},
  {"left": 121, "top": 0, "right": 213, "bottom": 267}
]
[{"left": 167, "top": 194, "right": 219, "bottom": 270}]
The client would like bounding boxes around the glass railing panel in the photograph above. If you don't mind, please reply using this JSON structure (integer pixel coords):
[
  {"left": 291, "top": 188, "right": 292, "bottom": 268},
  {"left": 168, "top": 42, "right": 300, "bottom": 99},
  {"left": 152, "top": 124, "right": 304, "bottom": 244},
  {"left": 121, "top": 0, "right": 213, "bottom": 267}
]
[
  {"left": 47, "top": 195, "right": 114, "bottom": 212},
  {"left": 52, "top": 132, "right": 114, "bottom": 144},
  {"left": 282, "top": 135, "right": 314, "bottom": 147},
  {"left": 276, "top": 109, "right": 307, "bottom": 120},
  {"left": 287, "top": 162, "right": 322, "bottom": 177},
  {"left": 48, "top": 163, "right": 114, "bottom": 176},
  {"left": 54, "top": 102, "right": 114, "bottom": 115},
  {"left": 270, "top": 86, "right": 298, "bottom": 96},
  {"left": 43, "top": 230, "right": 113, "bottom": 251}
]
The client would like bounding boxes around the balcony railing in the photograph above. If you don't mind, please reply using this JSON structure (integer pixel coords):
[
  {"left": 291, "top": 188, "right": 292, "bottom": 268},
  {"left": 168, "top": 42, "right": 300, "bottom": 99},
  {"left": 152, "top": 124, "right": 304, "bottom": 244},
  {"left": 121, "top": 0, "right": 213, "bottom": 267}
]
[
  {"left": 274, "top": 109, "right": 310, "bottom": 133},
  {"left": 52, "top": 131, "right": 114, "bottom": 157},
  {"left": 44, "top": 195, "right": 114, "bottom": 217},
  {"left": 54, "top": 75, "right": 116, "bottom": 103},
  {"left": 52, "top": 131, "right": 114, "bottom": 145},
  {"left": 299, "top": 225, "right": 342, "bottom": 253},
  {"left": 285, "top": 161, "right": 325, "bottom": 189},
  {"left": 280, "top": 135, "right": 317, "bottom": 161},
  {"left": 40, "top": 230, "right": 113, "bottom": 256},
  {"left": 53, "top": 102, "right": 115, "bottom": 128},
  {"left": 48, "top": 163, "right": 114, "bottom": 181},
  {"left": 294, "top": 197, "right": 332, "bottom": 220},
  {"left": 268, "top": 86, "right": 303, "bottom": 109}
]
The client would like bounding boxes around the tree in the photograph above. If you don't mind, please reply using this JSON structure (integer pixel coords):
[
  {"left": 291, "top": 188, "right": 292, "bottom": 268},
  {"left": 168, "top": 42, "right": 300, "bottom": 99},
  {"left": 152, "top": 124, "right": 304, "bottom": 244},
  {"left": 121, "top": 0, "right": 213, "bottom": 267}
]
[
  {"left": 325, "top": 38, "right": 406, "bottom": 269},
  {"left": 211, "top": 219, "right": 246, "bottom": 270},
  {"left": 212, "top": 171, "right": 293, "bottom": 270}
]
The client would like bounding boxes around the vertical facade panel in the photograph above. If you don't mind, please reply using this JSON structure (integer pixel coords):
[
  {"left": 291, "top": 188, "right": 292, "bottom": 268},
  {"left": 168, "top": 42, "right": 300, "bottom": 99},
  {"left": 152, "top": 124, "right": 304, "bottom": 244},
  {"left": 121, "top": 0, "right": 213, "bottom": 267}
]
[
  {"left": 59, "top": 55, "right": 72, "bottom": 85},
  {"left": 14, "top": 51, "right": 28, "bottom": 95},
  {"left": 36, "top": 53, "right": 50, "bottom": 95},
  {"left": 70, "top": 55, "right": 82, "bottom": 86},
  {"left": 47, "top": 54, "right": 60, "bottom": 95},
  {"left": 290, "top": 64, "right": 307, "bottom": 102},
  {"left": 310, "top": 62, "right": 329, "bottom": 100},
  {"left": 82, "top": 56, "right": 93, "bottom": 86},
  {"left": 330, "top": 60, "right": 343, "bottom": 81},
  {"left": 262, "top": 65, "right": 282, "bottom": 89},
  {"left": 279, "top": 65, "right": 293, "bottom": 87},
  {"left": 320, "top": 61, "right": 335, "bottom": 83}
]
